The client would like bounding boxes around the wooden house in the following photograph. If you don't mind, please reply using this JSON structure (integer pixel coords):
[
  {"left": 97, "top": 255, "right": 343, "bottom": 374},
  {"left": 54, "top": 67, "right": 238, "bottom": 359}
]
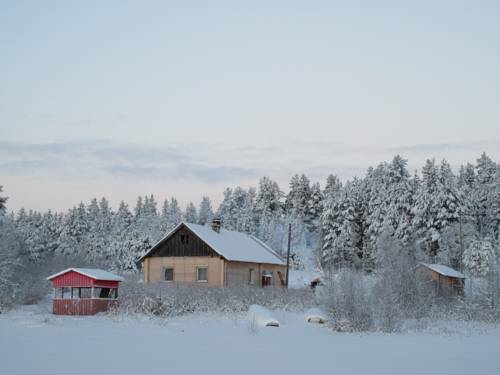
[
  {"left": 139, "top": 220, "right": 287, "bottom": 287},
  {"left": 415, "top": 263, "right": 465, "bottom": 297},
  {"left": 47, "top": 268, "right": 123, "bottom": 315}
]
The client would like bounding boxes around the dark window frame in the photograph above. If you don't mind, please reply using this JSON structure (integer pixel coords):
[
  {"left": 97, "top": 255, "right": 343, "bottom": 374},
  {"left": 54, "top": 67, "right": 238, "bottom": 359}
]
[{"left": 164, "top": 267, "right": 174, "bottom": 282}]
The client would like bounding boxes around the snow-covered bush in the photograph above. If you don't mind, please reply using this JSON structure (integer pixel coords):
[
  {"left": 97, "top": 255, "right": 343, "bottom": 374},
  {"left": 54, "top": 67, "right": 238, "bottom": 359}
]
[
  {"left": 111, "top": 278, "right": 315, "bottom": 318},
  {"left": 319, "top": 269, "right": 374, "bottom": 332}
]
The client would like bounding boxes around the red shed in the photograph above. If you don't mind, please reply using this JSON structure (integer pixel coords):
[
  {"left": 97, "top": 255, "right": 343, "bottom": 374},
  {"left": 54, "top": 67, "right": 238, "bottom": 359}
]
[{"left": 47, "top": 268, "right": 124, "bottom": 315}]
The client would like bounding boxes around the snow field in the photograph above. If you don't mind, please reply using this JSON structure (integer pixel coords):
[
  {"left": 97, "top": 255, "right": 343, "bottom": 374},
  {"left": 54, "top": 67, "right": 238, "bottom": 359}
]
[{"left": 1, "top": 306, "right": 499, "bottom": 375}]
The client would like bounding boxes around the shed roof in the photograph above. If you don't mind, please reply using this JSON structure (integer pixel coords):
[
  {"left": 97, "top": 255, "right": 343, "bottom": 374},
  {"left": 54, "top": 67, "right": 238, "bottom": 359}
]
[
  {"left": 47, "top": 268, "right": 124, "bottom": 282},
  {"left": 418, "top": 263, "right": 465, "bottom": 279},
  {"left": 139, "top": 222, "right": 285, "bottom": 265}
]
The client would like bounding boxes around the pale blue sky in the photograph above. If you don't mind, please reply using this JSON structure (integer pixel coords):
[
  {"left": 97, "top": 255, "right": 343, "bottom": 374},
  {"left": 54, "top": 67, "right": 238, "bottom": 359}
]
[{"left": 1, "top": 1, "right": 499, "bottom": 211}]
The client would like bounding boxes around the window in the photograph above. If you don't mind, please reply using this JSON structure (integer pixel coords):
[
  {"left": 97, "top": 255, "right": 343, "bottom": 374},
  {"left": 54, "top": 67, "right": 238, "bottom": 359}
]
[
  {"left": 71, "top": 287, "right": 80, "bottom": 299},
  {"left": 90, "top": 288, "right": 118, "bottom": 299},
  {"left": 54, "top": 288, "right": 63, "bottom": 299},
  {"left": 249, "top": 269, "right": 255, "bottom": 285},
  {"left": 197, "top": 267, "right": 208, "bottom": 282},
  {"left": 164, "top": 268, "right": 174, "bottom": 282},
  {"left": 93, "top": 288, "right": 111, "bottom": 299},
  {"left": 180, "top": 234, "right": 189, "bottom": 244},
  {"left": 61, "top": 287, "right": 71, "bottom": 299},
  {"left": 80, "top": 288, "right": 91, "bottom": 298}
]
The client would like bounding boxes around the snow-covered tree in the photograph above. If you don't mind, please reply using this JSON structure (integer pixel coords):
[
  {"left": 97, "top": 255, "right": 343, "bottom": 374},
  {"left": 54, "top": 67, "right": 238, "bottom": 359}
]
[
  {"left": 323, "top": 174, "right": 342, "bottom": 198},
  {"left": 198, "top": 196, "right": 214, "bottom": 225},
  {"left": 168, "top": 198, "right": 182, "bottom": 228},
  {"left": 463, "top": 238, "right": 495, "bottom": 276},
  {"left": 0, "top": 215, "right": 24, "bottom": 309},
  {"left": 285, "top": 174, "right": 312, "bottom": 218},
  {"left": 383, "top": 155, "right": 414, "bottom": 245},
  {"left": 321, "top": 182, "right": 362, "bottom": 269},
  {"left": 256, "top": 177, "right": 283, "bottom": 216},
  {"left": 0, "top": 185, "right": 7, "bottom": 214},
  {"left": 473, "top": 153, "right": 498, "bottom": 236},
  {"left": 306, "top": 182, "right": 323, "bottom": 232},
  {"left": 52, "top": 204, "right": 84, "bottom": 257},
  {"left": 412, "top": 159, "right": 461, "bottom": 258},
  {"left": 184, "top": 202, "right": 198, "bottom": 223}
]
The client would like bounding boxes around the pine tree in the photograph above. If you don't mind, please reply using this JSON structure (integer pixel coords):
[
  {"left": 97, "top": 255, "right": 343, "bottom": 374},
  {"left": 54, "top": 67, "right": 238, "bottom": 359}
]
[
  {"left": 324, "top": 174, "right": 342, "bottom": 198},
  {"left": 198, "top": 196, "right": 214, "bottom": 225},
  {"left": 321, "top": 183, "right": 362, "bottom": 269},
  {"left": 134, "top": 196, "right": 143, "bottom": 218},
  {"left": 285, "top": 174, "right": 301, "bottom": 213},
  {"left": 58, "top": 203, "right": 90, "bottom": 257},
  {"left": 168, "top": 198, "right": 182, "bottom": 228},
  {"left": 217, "top": 188, "right": 235, "bottom": 229},
  {"left": 256, "top": 177, "right": 283, "bottom": 216},
  {"left": 463, "top": 238, "right": 495, "bottom": 276},
  {"left": 474, "top": 153, "right": 498, "bottom": 237},
  {"left": 364, "top": 163, "right": 390, "bottom": 266},
  {"left": 184, "top": 202, "right": 198, "bottom": 223},
  {"left": 0, "top": 185, "right": 7, "bottom": 214},
  {"left": 306, "top": 182, "right": 323, "bottom": 232},
  {"left": 383, "top": 155, "right": 414, "bottom": 245}
]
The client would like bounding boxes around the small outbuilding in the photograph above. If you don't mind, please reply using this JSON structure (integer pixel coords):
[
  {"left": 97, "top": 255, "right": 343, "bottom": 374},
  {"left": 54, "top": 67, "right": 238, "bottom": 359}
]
[
  {"left": 416, "top": 263, "right": 465, "bottom": 297},
  {"left": 47, "top": 268, "right": 124, "bottom": 315}
]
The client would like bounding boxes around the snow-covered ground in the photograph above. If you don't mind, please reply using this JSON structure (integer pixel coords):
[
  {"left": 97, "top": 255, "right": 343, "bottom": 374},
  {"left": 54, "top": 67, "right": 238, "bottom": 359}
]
[{"left": 1, "top": 305, "right": 499, "bottom": 375}]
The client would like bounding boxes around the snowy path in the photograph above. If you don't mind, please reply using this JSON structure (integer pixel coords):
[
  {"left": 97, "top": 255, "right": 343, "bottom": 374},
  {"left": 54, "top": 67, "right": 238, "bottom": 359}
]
[{"left": 1, "top": 308, "right": 499, "bottom": 375}]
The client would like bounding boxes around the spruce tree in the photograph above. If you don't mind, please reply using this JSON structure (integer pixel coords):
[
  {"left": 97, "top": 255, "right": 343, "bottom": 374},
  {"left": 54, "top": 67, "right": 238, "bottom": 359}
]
[
  {"left": 198, "top": 196, "right": 214, "bottom": 225},
  {"left": 0, "top": 185, "right": 7, "bottom": 214},
  {"left": 184, "top": 202, "right": 198, "bottom": 223}
]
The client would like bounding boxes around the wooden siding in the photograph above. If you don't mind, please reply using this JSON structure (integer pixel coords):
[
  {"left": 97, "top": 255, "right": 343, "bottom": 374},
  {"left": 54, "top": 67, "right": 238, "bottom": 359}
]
[
  {"left": 225, "top": 261, "right": 287, "bottom": 288},
  {"left": 52, "top": 299, "right": 118, "bottom": 315},
  {"left": 50, "top": 271, "right": 120, "bottom": 288},
  {"left": 146, "top": 256, "right": 225, "bottom": 286},
  {"left": 415, "top": 267, "right": 464, "bottom": 296},
  {"left": 149, "top": 226, "right": 219, "bottom": 257}
]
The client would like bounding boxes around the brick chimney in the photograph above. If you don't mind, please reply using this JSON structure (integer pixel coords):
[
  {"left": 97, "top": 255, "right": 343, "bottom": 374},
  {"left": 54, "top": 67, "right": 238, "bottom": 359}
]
[{"left": 211, "top": 218, "right": 221, "bottom": 233}]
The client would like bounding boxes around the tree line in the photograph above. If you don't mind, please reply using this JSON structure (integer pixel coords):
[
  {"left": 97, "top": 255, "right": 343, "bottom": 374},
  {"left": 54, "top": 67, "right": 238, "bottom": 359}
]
[{"left": 0, "top": 152, "right": 498, "bottom": 281}]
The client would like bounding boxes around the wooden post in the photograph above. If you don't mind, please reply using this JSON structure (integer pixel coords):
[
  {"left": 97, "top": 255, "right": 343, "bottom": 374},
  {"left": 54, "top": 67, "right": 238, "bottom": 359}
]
[
  {"left": 459, "top": 211, "right": 464, "bottom": 271},
  {"left": 285, "top": 223, "right": 291, "bottom": 288}
]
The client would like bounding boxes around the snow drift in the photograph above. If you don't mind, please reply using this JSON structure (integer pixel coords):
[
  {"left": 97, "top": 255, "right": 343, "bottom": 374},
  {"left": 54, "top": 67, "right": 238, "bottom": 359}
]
[
  {"left": 305, "top": 308, "right": 328, "bottom": 324},
  {"left": 248, "top": 304, "right": 280, "bottom": 327}
]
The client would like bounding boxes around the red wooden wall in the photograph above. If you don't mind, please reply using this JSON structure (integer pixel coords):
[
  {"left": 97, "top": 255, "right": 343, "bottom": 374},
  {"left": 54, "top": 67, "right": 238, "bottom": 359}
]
[
  {"left": 51, "top": 270, "right": 119, "bottom": 288},
  {"left": 53, "top": 299, "right": 118, "bottom": 315}
]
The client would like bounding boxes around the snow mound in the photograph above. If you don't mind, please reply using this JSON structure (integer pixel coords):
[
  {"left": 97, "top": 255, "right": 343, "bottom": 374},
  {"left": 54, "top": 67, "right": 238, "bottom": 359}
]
[
  {"left": 305, "top": 308, "right": 328, "bottom": 324},
  {"left": 248, "top": 305, "right": 280, "bottom": 327}
]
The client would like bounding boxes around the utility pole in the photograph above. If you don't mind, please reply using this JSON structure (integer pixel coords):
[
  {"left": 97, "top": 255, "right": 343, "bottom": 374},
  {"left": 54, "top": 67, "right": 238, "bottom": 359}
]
[
  {"left": 459, "top": 210, "right": 464, "bottom": 272},
  {"left": 285, "top": 223, "right": 291, "bottom": 288}
]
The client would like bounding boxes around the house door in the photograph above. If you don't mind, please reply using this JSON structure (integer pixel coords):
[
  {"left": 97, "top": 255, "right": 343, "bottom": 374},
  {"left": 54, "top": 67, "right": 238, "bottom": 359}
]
[{"left": 262, "top": 275, "right": 272, "bottom": 287}]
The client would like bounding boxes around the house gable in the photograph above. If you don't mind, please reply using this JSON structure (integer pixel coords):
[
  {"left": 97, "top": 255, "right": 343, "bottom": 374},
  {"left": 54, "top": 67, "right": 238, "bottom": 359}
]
[{"left": 147, "top": 224, "right": 220, "bottom": 258}]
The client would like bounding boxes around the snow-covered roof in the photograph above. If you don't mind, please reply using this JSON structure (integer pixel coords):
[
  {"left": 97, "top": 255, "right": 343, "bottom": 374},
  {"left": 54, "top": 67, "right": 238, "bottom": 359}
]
[
  {"left": 47, "top": 268, "right": 124, "bottom": 282},
  {"left": 139, "top": 222, "right": 285, "bottom": 265},
  {"left": 418, "top": 263, "right": 465, "bottom": 279}
]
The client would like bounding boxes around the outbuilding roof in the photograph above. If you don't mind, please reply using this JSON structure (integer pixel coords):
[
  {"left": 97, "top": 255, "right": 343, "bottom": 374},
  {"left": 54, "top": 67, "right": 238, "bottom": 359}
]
[
  {"left": 47, "top": 268, "right": 124, "bottom": 282},
  {"left": 139, "top": 222, "right": 285, "bottom": 265},
  {"left": 418, "top": 263, "right": 465, "bottom": 279}
]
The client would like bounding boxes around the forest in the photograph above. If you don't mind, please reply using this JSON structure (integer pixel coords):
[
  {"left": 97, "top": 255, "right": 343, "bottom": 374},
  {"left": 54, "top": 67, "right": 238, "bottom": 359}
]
[{"left": 0, "top": 152, "right": 499, "bottom": 319}]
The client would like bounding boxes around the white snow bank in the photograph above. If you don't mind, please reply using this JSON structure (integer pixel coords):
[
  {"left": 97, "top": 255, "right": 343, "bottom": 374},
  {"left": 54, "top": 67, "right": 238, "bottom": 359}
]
[
  {"left": 248, "top": 304, "right": 280, "bottom": 327},
  {"left": 305, "top": 308, "right": 328, "bottom": 324}
]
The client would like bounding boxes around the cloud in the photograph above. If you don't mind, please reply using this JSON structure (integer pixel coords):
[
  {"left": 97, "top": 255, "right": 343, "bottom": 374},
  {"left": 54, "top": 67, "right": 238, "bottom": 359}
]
[
  {"left": 379, "top": 140, "right": 500, "bottom": 156},
  {"left": 0, "top": 140, "right": 259, "bottom": 184}
]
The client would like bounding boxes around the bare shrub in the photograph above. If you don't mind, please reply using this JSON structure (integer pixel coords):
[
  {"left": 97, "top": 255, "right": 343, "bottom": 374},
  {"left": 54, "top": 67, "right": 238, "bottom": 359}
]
[
  {"left": 110, "top": 278, "right": 315, "bottom": 318},
  {"left": 319, "top": 269, "right": 374, "bottom": 332}
]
